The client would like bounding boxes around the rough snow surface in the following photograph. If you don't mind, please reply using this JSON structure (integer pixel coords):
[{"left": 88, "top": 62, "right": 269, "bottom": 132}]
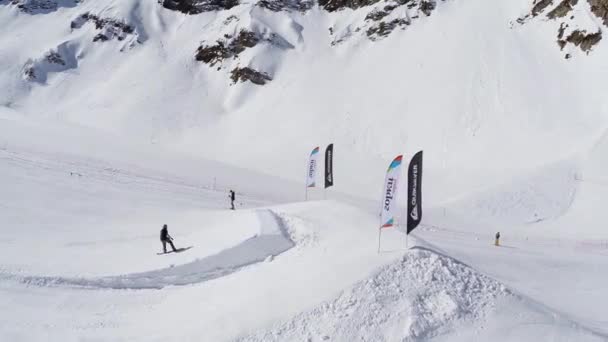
[{"left": 239, "top": 247, "right": 509, "bottom": 342}]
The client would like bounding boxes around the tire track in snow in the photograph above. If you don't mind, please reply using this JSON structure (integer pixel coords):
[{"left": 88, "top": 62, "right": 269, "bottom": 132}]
[{"left": 0, "top": 210, "right": 294, "bottom": 290}]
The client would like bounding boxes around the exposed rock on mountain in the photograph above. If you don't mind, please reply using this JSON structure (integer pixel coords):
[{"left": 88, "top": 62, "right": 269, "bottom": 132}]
[
  {"left": 256, "top": 0, "right": 313, "bottom": 12},
  {"left": 519, "top": 0, "right": 606, "bottom": 55},
  {"left": 159, "top": 0, "right": 239, "bottom": 14},
  {"left": 331, "top": 0, "right": 440, "bottom": 43},
  {"left": 0, "top": 0, "right": 80, "bottom": 14},
  {"left": 23, "top": 43, "right": 79, "bottom": 83},
  {"left": 589, "top": 0, "right": 608, "bottom": 25},
  {"left": 559, "top": 28, "right": 602, "bottom": 52},
  {"left": 195, "top": 28, "right": 293, "bottom": 84},
  {"left": 196, "top": 30, "right": 262, "bottom": 66},
  {"left": 71, "top": 13, "right": 139, "bottom": 46},
  {"left": 230, "top": 67, "right": 272, "bottom": 85}
]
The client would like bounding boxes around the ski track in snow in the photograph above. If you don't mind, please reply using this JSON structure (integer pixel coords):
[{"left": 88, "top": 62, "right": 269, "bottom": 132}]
[{"left": 0, "top": 210, "right": 294, "bottom": 290}]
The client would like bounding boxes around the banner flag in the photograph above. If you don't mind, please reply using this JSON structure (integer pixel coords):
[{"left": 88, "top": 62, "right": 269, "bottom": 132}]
[
  {"left": 407, "top": 151, "right": 423, "bottom": 234},
  {"left": 307, "top": 147, "right": 320, "bottom": 188},
  {"left": 380, "top": 155, "right": 403, "bottom": 229},
  {"left": 325, "top": 144, "right": 334, "bottom": 189}
]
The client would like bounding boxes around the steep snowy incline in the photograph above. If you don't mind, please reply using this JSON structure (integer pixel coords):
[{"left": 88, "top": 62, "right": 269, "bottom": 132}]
[{"left": 1, "top": 0, "right": 607, "bottom": 205}]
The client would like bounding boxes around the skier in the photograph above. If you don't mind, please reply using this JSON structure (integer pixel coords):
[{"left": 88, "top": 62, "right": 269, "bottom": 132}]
[
  {"left": 495, "top": 231, "right": 501, "bottom": 246},
  {"left": 229, "top": 190, "right": 236, "bottom": 210},
  {"left": 160, "top": 224, "right": 177, "bottom": 253}
]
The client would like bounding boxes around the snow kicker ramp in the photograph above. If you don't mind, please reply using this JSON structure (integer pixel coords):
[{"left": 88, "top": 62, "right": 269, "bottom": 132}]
[
  {"left": 2, "top": 210, "right": 294, "bottom": 290},
  {"left": 238, "top": 247, "right": 604, "bottom": 342}
]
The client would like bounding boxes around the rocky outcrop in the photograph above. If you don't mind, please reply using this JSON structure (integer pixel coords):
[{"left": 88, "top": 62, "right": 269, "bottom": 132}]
[
  {"left": 0, "top": 0, "right": 80, "bottom": 14},
  {"left": 547, "top": 0, "right": 577, "bottom": 19},
  {"left": 531, "top": 0, "right": 553, "bottom": 16},
  {"left": 319, "top": 0, "right": 381, "bottom": 12},
  {"left": 257, "top": 0, "right": 313, "bottom": 12},
  {"left": 519, "top": 0, "right": 606, "bottom": 55},
  {"left": 159, "top": 0, "right": 239, "bottom": 14},
  {"left": 331, "top": 0, "right": 439, "bottom": 43},
  {"left": 70, "top": 13, "right": 140, "bottom": 49},
  {"left": 195, "top": 30, "right": 262, "bottom": 66},
  {"left": 23, "top": 42, "right": 79, "bottom": 83},
  {"left": 230, "top": 67, "right": 272, "bottom": 85},
  {"left": 589, "top": 0, "right": 608, "bottom": 26},
  {"left": 367, "top": 18, "right": 409, "bottom": 40},
  {"left": 195, "top": 29, "right": 293, "bottom": 84},
  {"left": 560, "top": 29, "right": 602, "bottom": 51}
]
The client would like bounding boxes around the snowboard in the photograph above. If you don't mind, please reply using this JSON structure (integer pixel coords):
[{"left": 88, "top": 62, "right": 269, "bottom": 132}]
[{"left": 156, "top": 246, "right": 194, "bottom": 255}]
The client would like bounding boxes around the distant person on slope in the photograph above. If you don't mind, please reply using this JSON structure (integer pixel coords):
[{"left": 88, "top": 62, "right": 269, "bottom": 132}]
[
  {"left": 229, "top": 190, "right": 236, "bottom": 210},
  {"left": 160, "top": 224, "right": 177, "bottom": 253},
  {"left": 495, "top": 232, "right": 501, "bottom": 246}
]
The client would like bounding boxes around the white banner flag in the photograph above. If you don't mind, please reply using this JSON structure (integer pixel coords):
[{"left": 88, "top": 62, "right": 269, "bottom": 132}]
[
  {"left": 380, "top": 155, "right": 403, "bottom": 228},
  {"left": 306, "top": 147, "right": 320, "bottom": 188}
]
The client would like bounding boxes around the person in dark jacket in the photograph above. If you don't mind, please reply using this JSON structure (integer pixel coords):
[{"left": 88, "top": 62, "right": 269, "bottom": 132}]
[
  {"left": 495, "top": 232, "right": 501, "bottom": 246},
  {"left": 160, "top": 224, "right": 177, "bottom": 253},
  {"left": 229, "top": 190, "right": 236, "bottom": 210}
]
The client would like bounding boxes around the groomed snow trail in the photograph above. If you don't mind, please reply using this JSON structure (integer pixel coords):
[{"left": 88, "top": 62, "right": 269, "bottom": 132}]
[{"left": 0, "top": 210, "right": 294, "bottom": 289}]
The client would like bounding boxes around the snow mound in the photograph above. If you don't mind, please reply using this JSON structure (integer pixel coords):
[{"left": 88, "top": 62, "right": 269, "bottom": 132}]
[
  {"left": 239, "top": 247, "right": 509, "bottom": 342},
  {"left": 1, "top": 210, "right": 294, "bottom": 289}
]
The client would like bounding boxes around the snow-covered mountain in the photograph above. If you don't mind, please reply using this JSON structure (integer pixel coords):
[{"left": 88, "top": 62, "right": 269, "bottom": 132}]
[{"left": 1, "top": 0, "right": 608, "bottom": 340}]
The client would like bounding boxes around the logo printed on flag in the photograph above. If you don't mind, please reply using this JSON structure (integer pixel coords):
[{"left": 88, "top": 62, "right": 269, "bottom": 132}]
[
  {"left": 380, "top": 155, "right": 403, "bottom": 229},
  {"left": 407, "top": 151, "right": 423, "bottom": 234},
  {"left": 306, "top": 147, "right": 320, "bottom": 188}
]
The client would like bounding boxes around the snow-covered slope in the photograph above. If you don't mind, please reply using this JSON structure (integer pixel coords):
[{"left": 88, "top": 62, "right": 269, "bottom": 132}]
[
  {"left": 1, "top": 0, "right": 607, "bottom": 202},
  {"left": 2, "top": 0, "right": 608, "bottom": 340}
]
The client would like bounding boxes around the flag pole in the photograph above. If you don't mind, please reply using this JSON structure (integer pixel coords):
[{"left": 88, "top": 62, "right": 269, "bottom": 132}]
[{"left": 377, "top": 227, "right": 382, "bottom": 253}]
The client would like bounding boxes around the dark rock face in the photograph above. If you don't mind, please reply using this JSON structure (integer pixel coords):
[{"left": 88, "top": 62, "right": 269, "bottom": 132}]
[
  {"left": 419, "top": 0, "right": 435, "bottom": 16},
  {"left": 547, "top": 0, "right": 577, "bottom": 18},
  {"left": 195, "top": 29, "right": 294, "bottom": 84},
  {"left": 159, "top": 0, "right": 239, "bottom": 14},
  {"left": 45, "top": 51, "right": 65, "bottom": 65},
  {"left": 532, "top": 0, "right": 554, "bottom": 16},
  {"left": 230, "top": 67, "right": 272, "bottom": 85},
  {"left": 365, "top": 7, "right": 392, "bottom": 21},
  {"left": 359, "top": 0, "right": 435, "bottom": 40},
  {"left": 520, "top": 0, "right": 607, "bottom": 54},
  {"left": 560, "top": 29, "right": 602, "bottom": 51},
  {"left": 1, "top": 0, "right": 80, "bottom": 14},
  {"left": 589, "top": 0, "right": 608, "bottom": 26},
  {"left": 195, "top": 30, "right": 262, "bottom": 66},
  {"left": 319, "top": 0, "right": 381, "bottom": 12},
  {"left": 367, "top": 18, "right": 409, "bottom": 40},
  {"left": 71, "top": 13, "right": 137, "bottom": 44},
  {"left": 257, "top": 0, "right": 313, "bottom": 12}
]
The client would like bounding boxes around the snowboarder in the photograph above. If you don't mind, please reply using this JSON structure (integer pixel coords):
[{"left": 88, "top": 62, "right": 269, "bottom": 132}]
[
  {"left": 160, "top": 224, "right": 177, "bottom": 253},
  {"left": 495, "top": 231, "right": 501, "bottom": 246},
  {"left": 229, "top": 190, "right": 236, "bottom": 210}
]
